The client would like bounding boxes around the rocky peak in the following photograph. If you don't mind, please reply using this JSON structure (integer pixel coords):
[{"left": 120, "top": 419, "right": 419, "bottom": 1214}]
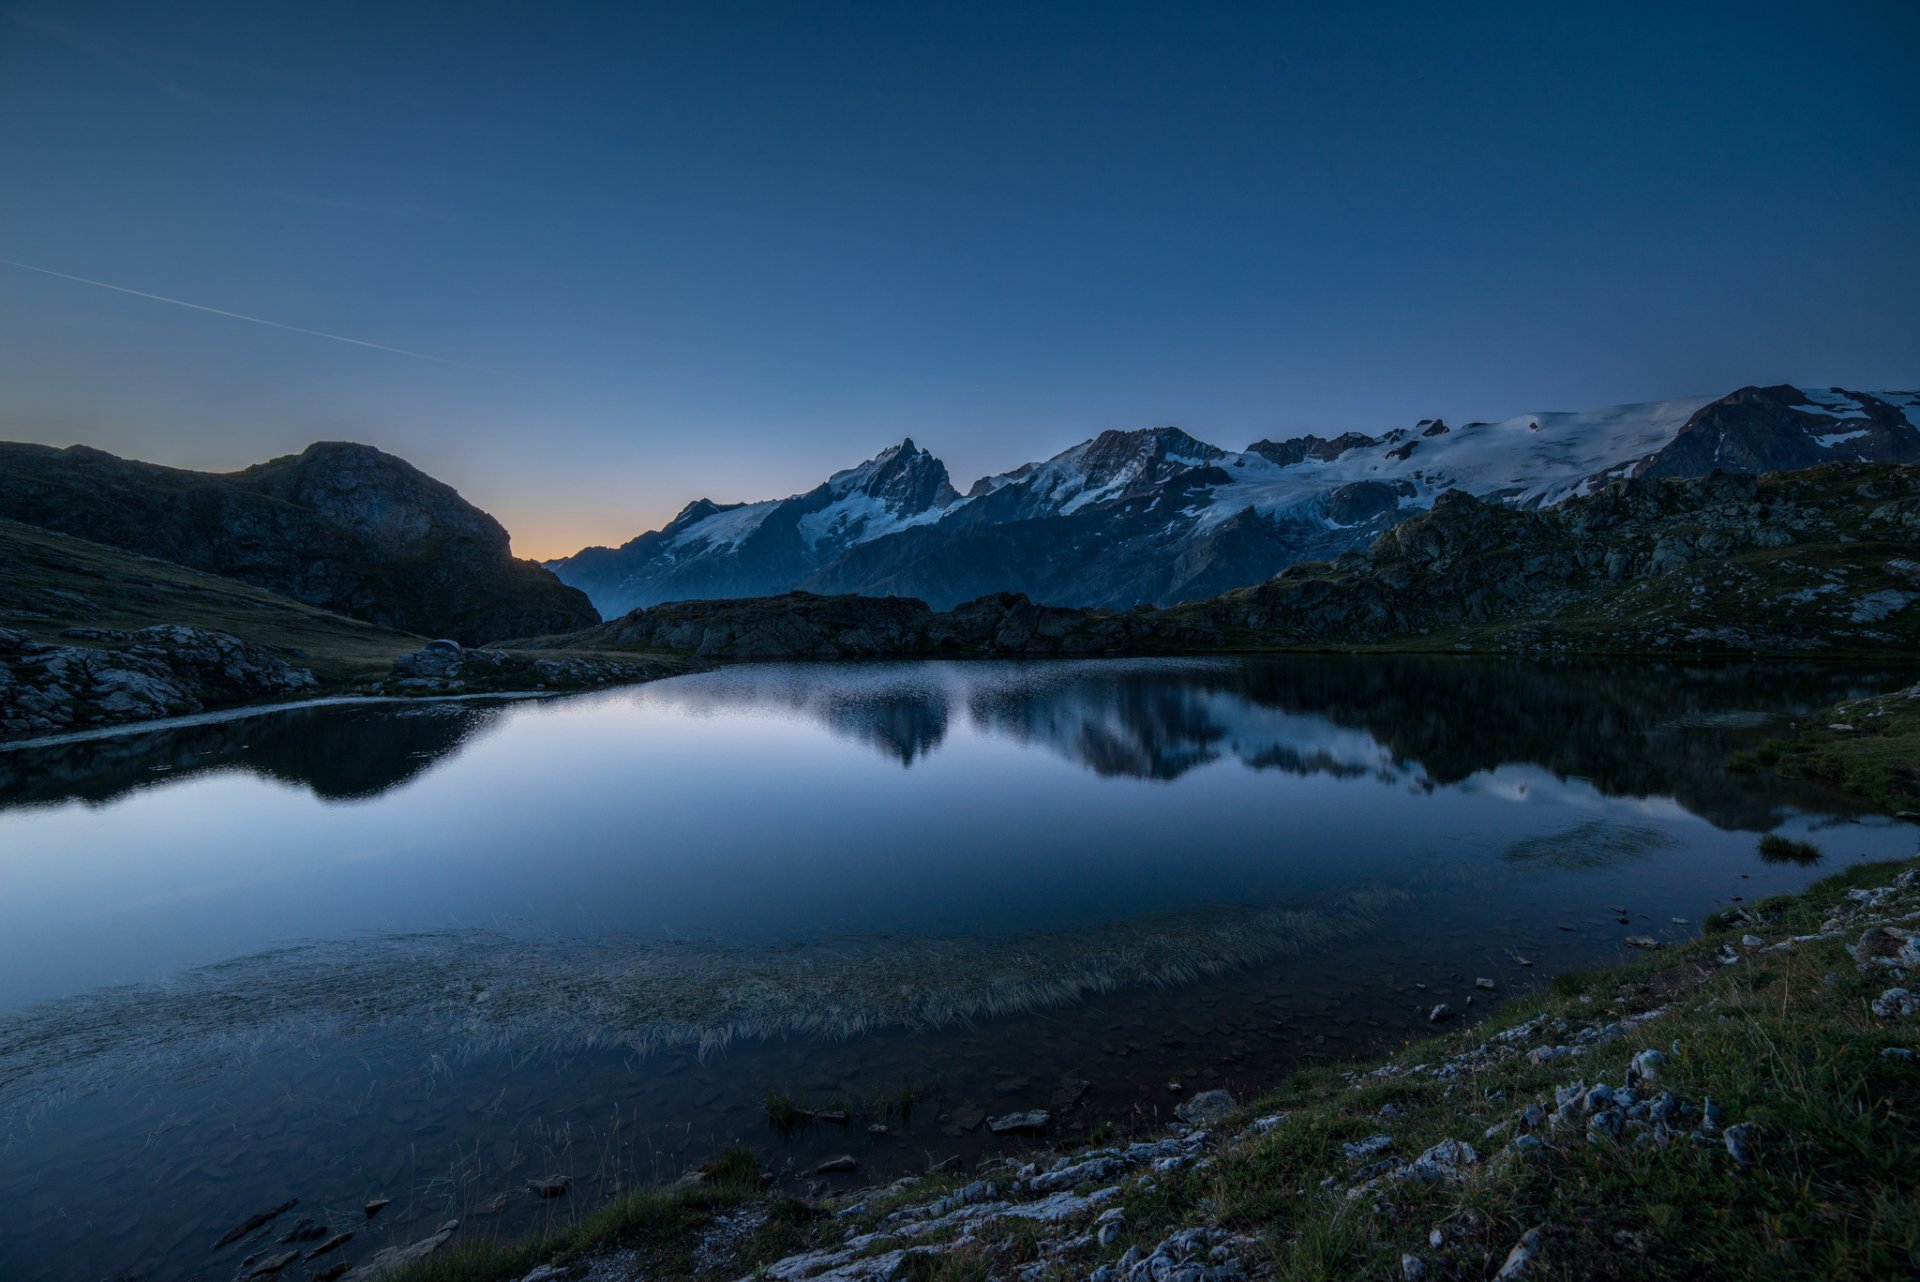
[
  {"left": 664, "top": 498, "right": 727, "bottom": 531},
  {"left": 841, "top": 438, "right": 961, "bottom": 516},
  {"left": 238, "top": 441, "right": 509, "bottom": 560},
  {"left": 1073, "top": 427, "right": 1224, "bottom": 492},
  {"left": 1245, "top": 432, "right": 1380, "bottom": 468},
  {"left": 1634, "top": 385, "right": 1920, "bottom": 479}
]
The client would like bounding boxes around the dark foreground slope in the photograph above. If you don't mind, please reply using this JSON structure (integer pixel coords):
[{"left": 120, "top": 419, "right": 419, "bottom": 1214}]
[
  {"left": 0, "top": 440, "right": 597, "bottom": 644},
  {"left": 545, "top": 463, "right": 1920, "bottom": 661}
]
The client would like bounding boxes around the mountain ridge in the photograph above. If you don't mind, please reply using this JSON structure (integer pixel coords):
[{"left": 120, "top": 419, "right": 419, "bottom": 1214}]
[{"left": 549, "top": 384, "right": 1920, "bottom": 615}]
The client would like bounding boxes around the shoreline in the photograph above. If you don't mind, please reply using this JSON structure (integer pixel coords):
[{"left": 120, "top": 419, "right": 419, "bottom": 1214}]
[
  {"left": 0, "top": 689, "right": 561, "bottom": 753},
  {"left": 341, "top": 849, "right": 1920, "bottom": 1282},
  {"left": 11, "top": 646, "right": 1914, "bottom": 757}
]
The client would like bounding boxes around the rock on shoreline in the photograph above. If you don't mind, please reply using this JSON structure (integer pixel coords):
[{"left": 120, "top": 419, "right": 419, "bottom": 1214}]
[{"left": 0, "top": 626, "right": 317, "bottom": 740}]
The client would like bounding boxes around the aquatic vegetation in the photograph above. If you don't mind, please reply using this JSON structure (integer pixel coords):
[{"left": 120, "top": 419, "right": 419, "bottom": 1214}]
[
  {"left": 1758, "top": 832, "right": 1823, "bottom": 865},
  {"left": 0, "top": 889, "right": 1398, "bottom": 1120},
  {"left": 764, "top": 1089, "right": 807, "bottom": 1135},
  {"left": 1501, "top": 819, "right": 1678, "bottom": 869}
]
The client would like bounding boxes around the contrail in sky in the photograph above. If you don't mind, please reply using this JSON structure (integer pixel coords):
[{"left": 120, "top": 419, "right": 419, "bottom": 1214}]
[{"left": 0, "top": 257, "right": 480, "bottom": 369}]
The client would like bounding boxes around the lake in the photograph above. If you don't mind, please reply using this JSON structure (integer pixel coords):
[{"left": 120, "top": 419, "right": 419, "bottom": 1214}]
[{"left": 0, "top": 656, "right": 1912, "bottom": 1281}]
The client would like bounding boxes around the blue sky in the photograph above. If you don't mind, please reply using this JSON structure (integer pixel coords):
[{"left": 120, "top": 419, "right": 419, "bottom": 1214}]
[{"left": 1, "top": 0, "right": 1915, "bottom": 557}]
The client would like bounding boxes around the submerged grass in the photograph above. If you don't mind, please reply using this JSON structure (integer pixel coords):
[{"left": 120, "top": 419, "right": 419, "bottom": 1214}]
[{"left": 0, "top": 889, "right": 1398, "bottom": 1119}]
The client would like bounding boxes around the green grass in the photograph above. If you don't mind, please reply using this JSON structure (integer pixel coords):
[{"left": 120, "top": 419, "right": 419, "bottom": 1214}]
[
  {"left": 1758, "top": 833, "right": 1824, "bottom": 865},
  {"left": 1767, "top": 684, "right": 1920, "bottom": 815},
  {"left": 381, "top": 1148, "right": 771, "bottom": 1282},
  {"left": 0, "top": 516, "right": 696, "bottom": 715},
  {"left": 0, "top": 515, "right": 422, "bottom": 687},
  {"left": 764, "top": 1089, "right": 807, "bottom": 1136}
]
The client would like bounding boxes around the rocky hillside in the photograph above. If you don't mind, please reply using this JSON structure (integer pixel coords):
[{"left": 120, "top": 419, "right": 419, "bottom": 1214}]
[
  {"left": 0, "top": 440, "right": 598, "bottom": 644},
  {"left": 549, "top": 386, "right": 1920, "bottom": 615},
  {"left": 1181, "top": 460, "right": 1920, "bottom": 655},
  {"left": 551, "top": 462, "right": 1920, "bottom": 661}
]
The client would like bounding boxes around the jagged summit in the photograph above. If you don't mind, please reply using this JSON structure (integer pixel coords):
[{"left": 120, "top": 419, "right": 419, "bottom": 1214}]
[{"left": 547, "top": 385, "right": 1920, "bottom": 617}]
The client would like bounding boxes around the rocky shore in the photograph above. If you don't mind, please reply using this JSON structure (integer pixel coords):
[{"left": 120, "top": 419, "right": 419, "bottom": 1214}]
[
  {"left": 0, "top": 624, "right": 319, "bottom": 740},
  {"left": 0, "top": 628, "right": 692, "bottom": 744},
  {"left": 276, "top": 852, "right": 1918, "bottom": 1282}
]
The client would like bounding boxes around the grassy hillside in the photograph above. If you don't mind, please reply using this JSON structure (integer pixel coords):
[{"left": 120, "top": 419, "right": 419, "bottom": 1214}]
[{"left": 0, "top": 516, "right": 421, "bottom": 687}]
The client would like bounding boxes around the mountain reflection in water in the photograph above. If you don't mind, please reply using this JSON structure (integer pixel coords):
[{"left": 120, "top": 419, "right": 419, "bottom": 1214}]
[{"left": 6, "top": 656, "right": 1882, "bottom": 830}]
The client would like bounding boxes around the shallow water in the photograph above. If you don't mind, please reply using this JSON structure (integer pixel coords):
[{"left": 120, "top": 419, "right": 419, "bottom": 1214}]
[{"left": 0, "top": 656, "right": 1912, "bottom": 1280}]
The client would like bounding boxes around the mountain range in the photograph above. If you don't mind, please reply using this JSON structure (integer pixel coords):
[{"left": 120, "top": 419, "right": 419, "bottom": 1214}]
[{"left": 547, "top": 384, "right": 1920, "bottom": 616}]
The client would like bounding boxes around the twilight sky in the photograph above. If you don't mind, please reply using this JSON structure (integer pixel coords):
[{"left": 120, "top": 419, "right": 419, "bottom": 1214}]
[{"left": 1, "top": 2, "right": 1915, "bottom": 560}]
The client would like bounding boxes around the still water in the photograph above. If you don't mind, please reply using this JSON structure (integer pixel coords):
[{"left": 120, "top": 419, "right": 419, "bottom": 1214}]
[{"left": 0, "top": 656, "right": 1911, "bottom": 1280}]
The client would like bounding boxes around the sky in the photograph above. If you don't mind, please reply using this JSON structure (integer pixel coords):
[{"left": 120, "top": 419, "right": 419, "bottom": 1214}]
[{"left": 1, "top": 1, "right": 1915, "bottom": 560}]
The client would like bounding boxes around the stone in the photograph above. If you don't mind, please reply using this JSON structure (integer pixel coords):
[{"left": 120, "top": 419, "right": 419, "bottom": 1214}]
[
  {"left": 1398, "top": 1138, "right": 1478, "bottom": 1184},
  {"left": 1627, "top": 1049, "right": 1664, "bottom": 1086},
  {"left": 1401, "top": 1253, "right": 1428, "bottom": 1280},
  {"left": 1723, "top": 1122, "right": 1760, "bottom": 1167},
  {"left": 1872, "top": 988, "right": 1918, "bottom": 1018},
  {"left": 362, "top": 1199, "right": 390, "bottom": 1219},
  {"left": 987, "top": 1109, "right": 1051, "bottom": 1134},
  {"left": 1624, "top": 936, "right": 1663, "bottom": 950},
  {"left": 241, "top": 1250, "right": 302, "bottom": 1278},
  {"left": 949, "top": 1106, "right": 986, "bottom": 1131},
  {"left": 214, "top": 1199, "right": 300, "bottom": 1250},
  {"left": 815, "top": 1155, "right": 859, "bottom": 1173},
  {"left": 304, "top": 1232, "right": 354, "bottom": 1261},
  {"left": 336, "top": 1219, "right": 460, "bottom": 1281},
  {"left": 1493, "top": 1227, "right": 1545, "bottom": 1280},
  {"left": 526, "top": 1175, "right": 573, "bottom": 1198},
  {"left": 278, "top": 1218, "right": 328, "bottom": 1244},
  {"left": 1174, "top": 1089, "right": 1236, "bottom": 1126},
  {"left": 1476, "top": 977, "right": 1495, "bottom": 990},
  {"left": 1428, "top": 1004, "right": 1456, "bottom": 1023},
  {"left": 1341, "top": 1134, "right": 1394, "bottom": 1161},
  {"left": 1050, "top": 1078, "right": 1091, "bottom": 1109}
]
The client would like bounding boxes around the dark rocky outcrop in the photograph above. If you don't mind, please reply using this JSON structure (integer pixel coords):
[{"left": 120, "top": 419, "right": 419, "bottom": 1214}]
[
  {"left": 1634, "top": 386, "right": 1920, "bottom": 479},
  {"left": 0, "top": 441, "right": 597, "bottom": 644},
  {"left": 380, "top": 640, "right": 674, "bottom": 695},
  {"left": 575, "top": 590, "right": 1146, "bottom": 660},
  {"left": 0, "top": 625, "right": 319, "bottom": 740}
]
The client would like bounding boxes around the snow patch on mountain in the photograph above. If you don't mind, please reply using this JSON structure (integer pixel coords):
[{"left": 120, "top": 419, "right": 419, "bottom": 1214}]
[
  {"left": 1189, "top": 396, "right": 1716, "bottom": 533},
  {"left": 668, "top": 500, "right": 777, "bottom": 552}
]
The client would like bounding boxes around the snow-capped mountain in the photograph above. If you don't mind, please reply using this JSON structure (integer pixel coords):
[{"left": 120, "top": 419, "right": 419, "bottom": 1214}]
[
  {"left": 550, "top": 439, "right": 961, "bottom": 614},
  {"left": 548, "top": 385, "right": 1920, "bottom": 616}
]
